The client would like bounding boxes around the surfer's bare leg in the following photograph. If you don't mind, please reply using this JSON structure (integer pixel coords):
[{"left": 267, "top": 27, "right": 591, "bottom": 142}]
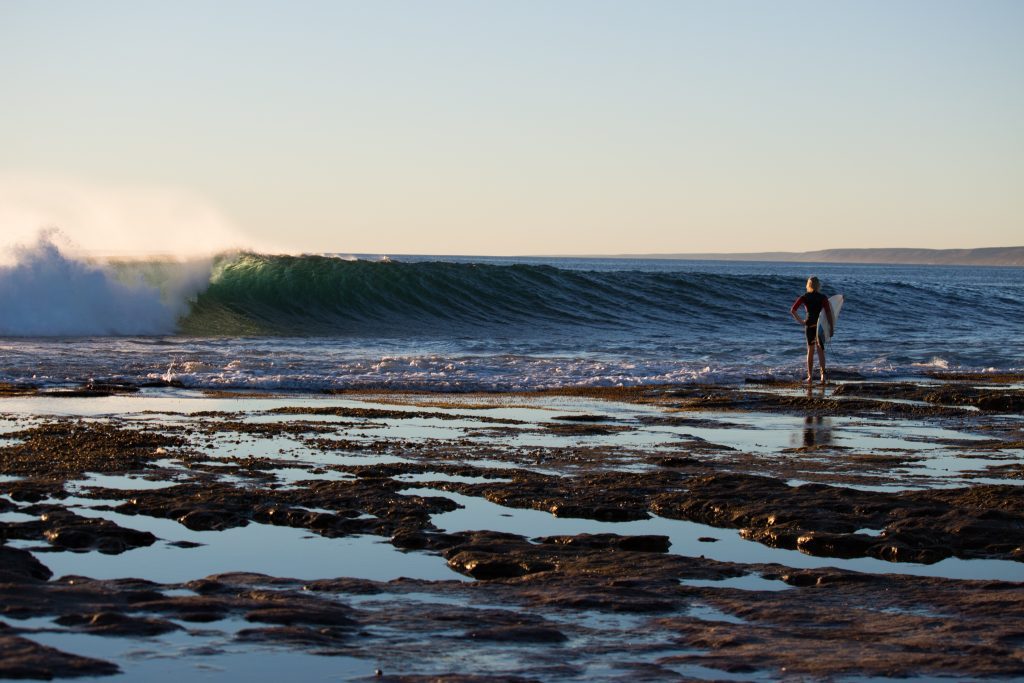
[
  {"left": 817, "top": 344, "right": 827, "bottom": 382},
  {"left": 805, "top": 344, "right": 815, "bottom": 381}
]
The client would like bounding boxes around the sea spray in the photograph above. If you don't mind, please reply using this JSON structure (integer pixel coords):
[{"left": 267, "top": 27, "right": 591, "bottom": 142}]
[
  {"left": 0, "top": 233, "right": 213, "bottom": 336},
  {"left": 0, "top": 174, "right": 253, "bottom": 258}
]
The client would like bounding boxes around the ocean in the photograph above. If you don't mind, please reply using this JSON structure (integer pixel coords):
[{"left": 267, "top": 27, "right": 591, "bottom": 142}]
[{"left": 1, "top": 240, "right": 1022, "bottom": 391}]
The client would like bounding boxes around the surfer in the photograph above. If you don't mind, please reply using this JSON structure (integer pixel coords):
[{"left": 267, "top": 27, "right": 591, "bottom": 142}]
[{"left": 790, "top": 276, "right": 835, "bottom": 383}]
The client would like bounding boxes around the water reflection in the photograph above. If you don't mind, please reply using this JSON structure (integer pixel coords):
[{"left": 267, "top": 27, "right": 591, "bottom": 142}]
[{"left": 801, "top": 415, "right": 833, "bottom": 448}]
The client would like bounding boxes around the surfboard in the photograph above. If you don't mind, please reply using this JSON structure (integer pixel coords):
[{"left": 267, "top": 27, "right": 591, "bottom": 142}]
[{"left": 816, "top": 294, "right": 844, "bottom": 346}]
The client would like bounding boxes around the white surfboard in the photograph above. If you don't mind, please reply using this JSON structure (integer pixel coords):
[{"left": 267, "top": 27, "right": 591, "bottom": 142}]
[{"left": 816, "top": 294, "right": 844, "bottom": 346}]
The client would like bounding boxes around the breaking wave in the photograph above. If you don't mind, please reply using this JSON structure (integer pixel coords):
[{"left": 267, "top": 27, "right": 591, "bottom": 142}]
[
  {"left": 2, "top": 237, "right": 1022, "bottom": 347},
  {"left": 2, "top": 236, "right": 1022, "bottom": 388},
  {"left": 178, "top": 252, "right": 798, "bottom": 336},
  {"left": 0, "top": 234, "right": 210, "bottom": 336}
]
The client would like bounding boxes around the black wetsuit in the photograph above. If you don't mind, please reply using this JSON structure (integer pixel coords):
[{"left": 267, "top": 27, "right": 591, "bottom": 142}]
[{"left": 791, "top": 292, "right": 833, "bottom": 346}]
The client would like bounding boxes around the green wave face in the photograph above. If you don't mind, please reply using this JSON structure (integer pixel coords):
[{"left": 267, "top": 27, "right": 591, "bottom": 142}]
[
  {"left": 170, "top": 253, "right": 1016, "bottom": 338},
  {"left": 174, "top": 253, "right": 798, "bottom": 337}
]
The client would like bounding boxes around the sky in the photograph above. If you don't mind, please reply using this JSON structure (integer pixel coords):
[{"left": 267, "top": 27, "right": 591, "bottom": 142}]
[{"left": 1, "top": 0, "right": 1022, "bottom": 256}]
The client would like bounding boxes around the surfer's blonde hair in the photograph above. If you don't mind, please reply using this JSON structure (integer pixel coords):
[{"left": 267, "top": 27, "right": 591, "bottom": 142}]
[{"left": 806, "top": 276, "right": 820, "bottom": 292}]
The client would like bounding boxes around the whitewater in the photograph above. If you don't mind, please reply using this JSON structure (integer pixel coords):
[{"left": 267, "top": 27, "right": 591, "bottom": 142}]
[{"left": 1, "top": 235, "right": 1022, "bottom": 391}]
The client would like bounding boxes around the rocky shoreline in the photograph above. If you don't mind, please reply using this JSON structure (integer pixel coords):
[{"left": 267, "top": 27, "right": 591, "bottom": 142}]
[{"left": 1, "top": 377, "right": 1022, "bottom": 680}]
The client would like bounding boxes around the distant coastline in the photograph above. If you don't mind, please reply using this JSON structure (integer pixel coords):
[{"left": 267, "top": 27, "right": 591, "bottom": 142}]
[{"left": 599, "top": 247, "right": 1024, "bottom": 267}]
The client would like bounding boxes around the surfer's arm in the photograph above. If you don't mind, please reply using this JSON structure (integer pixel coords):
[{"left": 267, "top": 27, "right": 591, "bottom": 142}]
[
  {"left": 790, "top": 296, "right": 806, "bottom": 324},
  {"left": 823, "top": 297, "right": 834, "bottom": 330}
]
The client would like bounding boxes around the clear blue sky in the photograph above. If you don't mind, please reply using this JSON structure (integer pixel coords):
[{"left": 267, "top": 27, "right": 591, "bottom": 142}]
[{"left": 1, "top": 1, "right": 1022, "bottom": 255}]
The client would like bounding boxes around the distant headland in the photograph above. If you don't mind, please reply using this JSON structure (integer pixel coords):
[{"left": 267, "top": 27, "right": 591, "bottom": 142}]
[{"left": 611, "top": 247, "right": 1024, "bottom": 267}]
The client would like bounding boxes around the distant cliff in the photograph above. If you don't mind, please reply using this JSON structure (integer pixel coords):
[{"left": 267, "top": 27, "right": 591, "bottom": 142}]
[{"left": 625, "top": 247, "right": 1024, "bottom": 267}]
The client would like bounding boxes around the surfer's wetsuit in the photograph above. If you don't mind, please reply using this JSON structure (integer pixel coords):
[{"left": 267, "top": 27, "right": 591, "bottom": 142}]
[{"left": 791, "top": 292, "right": 834, "bottom": 346}]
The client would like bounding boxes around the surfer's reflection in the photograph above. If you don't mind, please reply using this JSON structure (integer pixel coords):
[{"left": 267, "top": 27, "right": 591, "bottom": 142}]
[{"left": 801, "top": 415, "right": 833, "bottom": 448}]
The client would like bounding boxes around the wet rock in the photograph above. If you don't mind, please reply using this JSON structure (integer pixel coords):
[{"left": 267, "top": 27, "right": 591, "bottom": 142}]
[
  {"left": 4, "top": 380, "right": 1024, "bottom": 680},
  {"left": 0, "top": 383, "right": 39, "bottom": 397},
  {"left": 55, "top": 611, "right": 183, "bottom": 636},
  {"left": 780, "top": 572, "right": 820, "bottom": 587},
  {"left": 268, "top": 405, "right": 522, "bottom": 425},
  {"left": 464, "top": 625, "right": 568, "bottom": 643},
  {"left": 543, "top": 422, "right": 629, "bottom": 436},
  {"left": 447, "top": 552, "right": 555, "bottom": 580},
  {"left": 178, "top": 508, "right": 248, "bottom": 531},
  {"left": 535, "top": 533, "right": 670, "bottom": 553},
  {"left": 244, "top": 606, "right": 358, "bottom": 627},
  {"left": 3, "top": 508, "right": 157, "bottom": 555},
  {"left": 306, "top": 512, "right": 337, "bottom": 530},
  {"left": 547, "top": 502, "right": 648, "bottom": 522},
  {"left": 235, "top": 625, "right": 351, "bottom": 647},
  {"left": 186, "top": 578, "right": 230, "bottom": 594},
  {"left": 740, "top": 524, "right": 802, "bottom": 550},
  {"left": 458, "top": 470, "right": 680, "bottom": 525},
  {"left": 134, "top": 596, "right": 233, "bottom": 622},
  {"left": 47, "top": 382, "right": 140, "bottom": 398},
  {"left": 976, "top": 392, "right": 1024, "bottom": 412},
  {"left": 672, "top": 385, "right": 971, "bottom": 417},
  {"left": 780, "top": 571, "right": 879, "bottom": 587},
  {"left": 796, "top": 531, "right": 878, "bottom": 559},
  {"left": 551, "top": 414, "right": 608, "bottom": 423},
  {"left": 118, "top": 478, "right": 454, "bottom": 540},
  {"left": 655, "top": 455, "right": 702, "bottom": 468},
  {"left": 373, "top": 675, "right": 541, "bottom": 683},
  {"left": 390, "top": 530, "right": 431, "bottom": 549},
  {"left": 832, "top": 382, "right": 927, "bottom": 400},
  {"left": 38, "top": 511, "right": 157, "bottom": 554},
  {"left": 0, "top": 547, "right": 52, "bottom": 582},
  {"left": 1, "top": 479, "right": 67, "bottom": 503},
  {"left": 353, "top": 463, "right": 419, "bottom": 479},
  {"left": 300, "top": 577, "right": 384, "bottom": 596},
  {"left": 0, "top": 635, "right": 120, "bottom": 678},
  {"left": 199, "top": 420, "right": 336, "bottom": 436},
  {"left": 874, "top": 542, "right": 945, "bottom": 564},
  {"left": 833, "top": 382, "right": 1024, "bottom": 413},
  {"left": 0, "top": 420, "right": 184, "bottom": 478},
  {"left": 653, "top": 473, "right": 1024, "bottom": 563}
]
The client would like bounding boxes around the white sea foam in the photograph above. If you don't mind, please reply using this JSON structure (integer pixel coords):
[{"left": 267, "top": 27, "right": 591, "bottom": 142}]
[
  {"left": 911, "top": 357, "right": 951, "bottom": 370},
  {"left": 0, "top": 232, "right": 211, "bottom": 337}
]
